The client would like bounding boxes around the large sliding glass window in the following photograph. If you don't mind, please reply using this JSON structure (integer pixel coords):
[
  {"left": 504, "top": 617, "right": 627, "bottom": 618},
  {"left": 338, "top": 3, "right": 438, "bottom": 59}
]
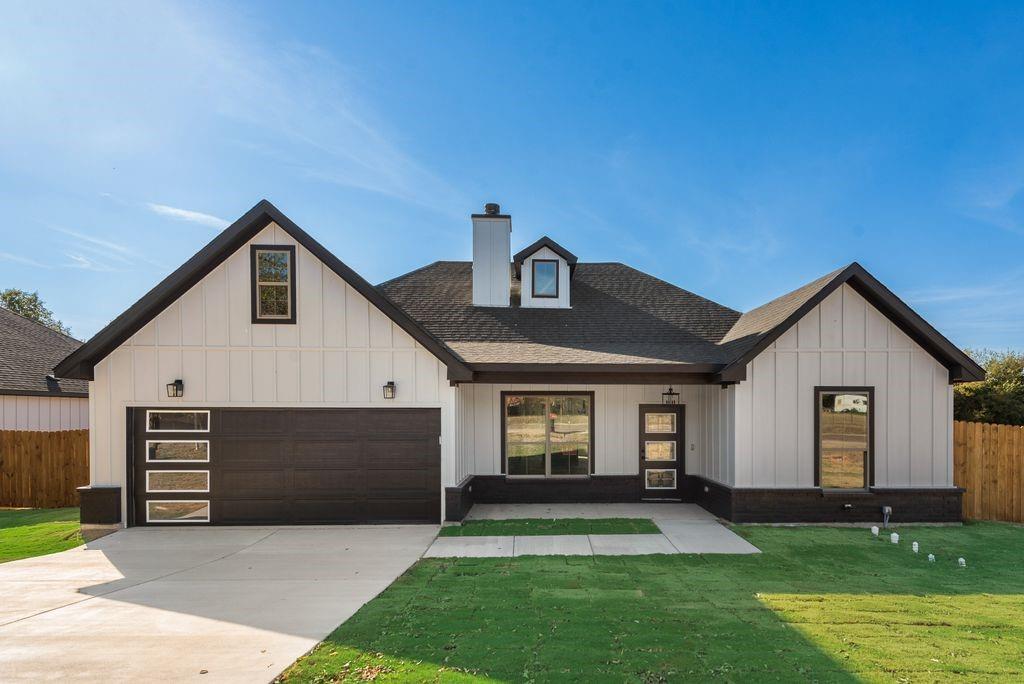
[
  {"left": 817, "top": 388, "right": 872, "bottom": 489},
  {"left": 504, "top": 393, "right": 591, "bottom": 476}
]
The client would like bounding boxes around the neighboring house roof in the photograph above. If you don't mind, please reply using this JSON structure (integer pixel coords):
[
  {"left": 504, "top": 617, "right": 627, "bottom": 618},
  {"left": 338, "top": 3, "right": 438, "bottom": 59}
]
[
  {"left": 54, "top": 200, "right": 473, "bottom": 382},
  {"left": 379, "top": 261, "right": 742, "bottom": 375},
  {"left": 512, "top": 236, "right": 579, "bottom": 278},
  {"left": 0, "top": 306, "right": 88, "bottom": 397}
]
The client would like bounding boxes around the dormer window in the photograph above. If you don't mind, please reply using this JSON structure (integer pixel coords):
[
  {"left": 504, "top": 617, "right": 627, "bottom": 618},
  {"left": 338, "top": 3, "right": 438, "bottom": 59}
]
[
  {"left": 513, "top": 236, "right": 577, "bottom": 309},
  {"left": 251, "top": 244, "right": 296, "bottom": 323},
  {"left": 532, "top": 259, "right": 559, "bottom": 298}
]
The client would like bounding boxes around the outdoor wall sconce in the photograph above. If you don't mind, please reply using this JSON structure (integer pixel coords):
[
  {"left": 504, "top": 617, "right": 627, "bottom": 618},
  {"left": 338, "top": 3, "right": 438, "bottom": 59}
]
[
  {"left": 382, "top": 381, "right": 397, "bottom": 400},
  {"left": 166, "top": 379, "right": 184, "bottom": 398},
  {"left": 662, "top": 386, "right": 679, "bottom": 405}
]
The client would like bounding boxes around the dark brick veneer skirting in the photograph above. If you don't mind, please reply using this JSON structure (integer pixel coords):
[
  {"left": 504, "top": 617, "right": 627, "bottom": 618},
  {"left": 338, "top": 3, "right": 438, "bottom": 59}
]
[
  {"left": 445, "top": 474, "right": 963, "bottom": 523},
  {"left": 78, "top": 485, "right": 122, "bottom": 525},
  {"left": 445, "top": 475, "right": 640, "bottom": 521},
  {"left": 690, "top": 477, "right": 964, "bottom": 523}
]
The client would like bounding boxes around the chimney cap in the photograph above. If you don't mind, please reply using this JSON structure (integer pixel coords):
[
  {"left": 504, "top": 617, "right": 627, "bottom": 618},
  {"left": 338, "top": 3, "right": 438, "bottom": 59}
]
[{"left": 471, "top": 202, "right": 511, "bottom": 221}]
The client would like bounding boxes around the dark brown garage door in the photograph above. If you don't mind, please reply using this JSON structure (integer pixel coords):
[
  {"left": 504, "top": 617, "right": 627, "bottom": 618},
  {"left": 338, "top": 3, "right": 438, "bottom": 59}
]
[{"left": 130, "top": 407, "right": 441, "bottom": 525}]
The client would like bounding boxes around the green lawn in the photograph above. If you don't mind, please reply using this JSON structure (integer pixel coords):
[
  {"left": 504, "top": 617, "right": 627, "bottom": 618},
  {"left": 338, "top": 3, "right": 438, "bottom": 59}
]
[
  {"left": 280, "top": 522, "right": 1024, "bottom": 683},
  {"left": 439, "top": 518, "right": 660, "bottom": 537},
  {"left": 0, "top": 507, "right": 83, "bottom": 563}
]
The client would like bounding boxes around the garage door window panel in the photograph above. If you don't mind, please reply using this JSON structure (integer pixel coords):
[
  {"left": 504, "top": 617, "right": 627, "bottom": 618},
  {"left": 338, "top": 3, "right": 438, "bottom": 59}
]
[
  {"left": 146, "top": 471, "right": 210, "bottom": 493},
  {"left": 147, "top": 410, "right": 210, "bottom": 432},
  {"left": 146, "top": 500, "right": 210, "bottom": 523},
  {"left": 146, "top": 440, "right": 210, "bottom": 462}
]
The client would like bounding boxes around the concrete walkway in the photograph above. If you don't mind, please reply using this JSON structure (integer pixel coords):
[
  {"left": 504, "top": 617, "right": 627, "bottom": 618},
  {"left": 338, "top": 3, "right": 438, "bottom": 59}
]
[
  {"left": 0, "top": 525, "right": 437, "bottom": 683},
  {"left": 427, "top": 503, "right": 760, "bottom": 557},
  {"left": 465, "top": 502, "right": 719, "bottom": 521}
]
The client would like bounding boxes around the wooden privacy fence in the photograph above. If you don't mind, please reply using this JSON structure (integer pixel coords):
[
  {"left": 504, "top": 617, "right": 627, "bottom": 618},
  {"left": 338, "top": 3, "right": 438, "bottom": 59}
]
[
  {"left": 954, "top": 420, "right": 1024, "bottom": 523},
  {"left": 0, "top": 430, "right": 89, "bottom": 508}
]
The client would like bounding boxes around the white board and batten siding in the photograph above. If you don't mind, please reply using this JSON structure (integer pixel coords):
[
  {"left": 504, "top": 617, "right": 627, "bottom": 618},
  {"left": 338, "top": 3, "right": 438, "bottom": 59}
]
[
  {"left": 732, "top": 283, "right": 954, "bottom": 489},
  {"left": 456, "top": 384, "right": 706, "bottom": 478},
  {"left": 0, "top": 395, "right": 89, "bottom": 431},
  {"left": 88, "top": 222, "right": 458, "bottom": 520},
  {"left": 696, "top": 384, "right": 735, "bottom": 486}
]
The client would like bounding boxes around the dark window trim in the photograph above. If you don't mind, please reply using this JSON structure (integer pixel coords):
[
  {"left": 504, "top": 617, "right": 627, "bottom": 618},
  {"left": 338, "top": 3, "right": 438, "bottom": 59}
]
[
  {"left": 530, "top": 259, "right": 560, "bottom": 299},
  {"left": 500, "top": 390, "right": 595, "bottom": 476},
  {"left": 814, "top": 386, "right": 875, "bottom": 489},
  {"left": 250, "top": 244, "right": 297, "bottom": 324}
]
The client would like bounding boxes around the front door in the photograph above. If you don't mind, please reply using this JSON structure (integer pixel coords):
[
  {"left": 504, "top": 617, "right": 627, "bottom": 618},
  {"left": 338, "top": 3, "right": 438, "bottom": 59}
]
[{"left": 639, "top": 404, "right": 684, "bottom": 500}]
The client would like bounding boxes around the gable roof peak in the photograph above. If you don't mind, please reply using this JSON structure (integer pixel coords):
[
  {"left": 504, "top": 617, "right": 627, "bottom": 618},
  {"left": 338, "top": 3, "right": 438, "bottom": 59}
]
[
  {"left": 54, "top": 199, "right": 471, "bottom": 381},
  {"left": 512, "top": 235, "right": 578, "bottom": 278},
  {"left": 716, "top": 261, "right": 984, "bottom": 383}
]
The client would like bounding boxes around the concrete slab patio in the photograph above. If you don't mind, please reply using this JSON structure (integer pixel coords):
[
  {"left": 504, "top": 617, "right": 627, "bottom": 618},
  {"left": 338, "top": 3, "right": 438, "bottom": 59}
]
[
  {"left": 465, "top": 502, "right": 719, "bottom": 522},
  {"left": 428, "top": 504, "right": 761, "bottom": 557},
  {"left": 0, "top": 525, "right": 437, "bottom": 683}
]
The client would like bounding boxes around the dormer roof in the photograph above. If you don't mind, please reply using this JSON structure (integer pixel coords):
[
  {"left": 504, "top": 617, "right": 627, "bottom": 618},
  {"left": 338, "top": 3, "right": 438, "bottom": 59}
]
[{"left": 512, "top": 236, "right": 578, "bottom": 278}]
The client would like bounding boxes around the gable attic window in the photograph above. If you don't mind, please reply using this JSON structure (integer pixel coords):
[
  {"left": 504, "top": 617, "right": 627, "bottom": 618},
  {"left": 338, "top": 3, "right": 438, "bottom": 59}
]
[
  {"left": 531, "top": 259, "right": 559, "bottom": 298},
  {"left": 251, "top": 244, "right": 297, "bottom": 324}
]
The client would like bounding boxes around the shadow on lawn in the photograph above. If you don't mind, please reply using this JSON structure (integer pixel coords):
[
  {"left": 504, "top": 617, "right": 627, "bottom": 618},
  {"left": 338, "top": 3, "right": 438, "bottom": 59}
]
[{"left": 282, "top": 522, "right": 1024, "bottom": 683}]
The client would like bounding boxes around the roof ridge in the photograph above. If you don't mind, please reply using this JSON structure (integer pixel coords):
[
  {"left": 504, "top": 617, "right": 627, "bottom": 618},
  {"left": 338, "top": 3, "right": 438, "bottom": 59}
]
[{"left": 0, "top": 304, "right": 82, "bottom": 344}]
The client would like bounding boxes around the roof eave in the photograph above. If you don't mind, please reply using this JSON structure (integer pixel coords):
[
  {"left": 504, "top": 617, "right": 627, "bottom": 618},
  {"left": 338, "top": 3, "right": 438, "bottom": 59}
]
[
  {"left": 0, "top": 388, "right": 89, "bottom": 399},
  {"left": 457, "top": 362, "right": 725, "bottom": 385}
]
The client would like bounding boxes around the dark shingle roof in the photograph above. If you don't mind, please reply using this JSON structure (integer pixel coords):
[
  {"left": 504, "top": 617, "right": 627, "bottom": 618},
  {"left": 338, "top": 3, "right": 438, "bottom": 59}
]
[
  {"left": 716, "top": 266, "right": 846, "bottom": 359},
  {"left": 0, "top": 307, "right": 88, "bottom": 396},
  {"left": 378, "top": 262, "right": 742, "bottom": 365}
]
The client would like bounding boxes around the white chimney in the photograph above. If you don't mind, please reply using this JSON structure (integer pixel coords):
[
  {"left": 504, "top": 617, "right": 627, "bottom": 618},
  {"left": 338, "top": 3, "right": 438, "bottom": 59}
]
[{"left": 471, "top": 202, "right": 511, "bottom": 307}]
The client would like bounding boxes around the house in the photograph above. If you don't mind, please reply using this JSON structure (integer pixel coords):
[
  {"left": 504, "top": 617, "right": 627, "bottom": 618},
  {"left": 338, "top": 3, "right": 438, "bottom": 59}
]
[
  {"left": 0, "top": 306, "right": 89, "bottom": 508},
  {"left": 55, "top": 200, "right": 983, "bottom": 529},
  {"left": 1, "top": 306, "right": 88, "bottom": 431}
]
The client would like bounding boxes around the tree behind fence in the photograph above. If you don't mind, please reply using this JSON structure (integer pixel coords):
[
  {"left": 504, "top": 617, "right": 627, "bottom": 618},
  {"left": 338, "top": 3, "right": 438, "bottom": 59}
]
[
  {"left": 954, "top": 420, "right": 1024, "bottom": 523},
  {"left": 0, "top": 430, "right": 89, "bottom": 508}
]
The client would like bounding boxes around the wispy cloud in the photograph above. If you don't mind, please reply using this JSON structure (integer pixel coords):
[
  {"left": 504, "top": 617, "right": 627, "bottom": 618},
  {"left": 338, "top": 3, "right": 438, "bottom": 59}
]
[
  {"left": 0, "top": 252, "right": 52, "bottom": 268},
  {"left": 0, "top": 2, "right": 466, "bottom": 220},
  {"left": 952, "top": 155, "right": 1024, "bottom": 236},
  {"left": 147, "top": 203, "right": 229, "bottom": 229},
  {"left": 64, "top": 253, "right": 116, "bottom": 272},
  {"left": 906, "top": 269, "right": 1024, "bottom": 346},
  {"left": 47, "top": 224, "right": 167, "bottom": 271},
  {"left": 906, "top": 267, "right": 1024, "bottom": 305},
  {"left": 52, "top": 226, "right": 133, "bottom": 259}
]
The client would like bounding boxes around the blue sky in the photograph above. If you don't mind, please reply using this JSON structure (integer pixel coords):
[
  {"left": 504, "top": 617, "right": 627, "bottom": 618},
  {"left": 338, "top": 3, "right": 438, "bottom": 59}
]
[{"left": 2, "top": 2, "right": 1023, "bottom": 348}]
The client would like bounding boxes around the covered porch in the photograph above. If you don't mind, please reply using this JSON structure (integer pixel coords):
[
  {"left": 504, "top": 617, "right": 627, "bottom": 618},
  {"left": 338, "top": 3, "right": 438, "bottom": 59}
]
[{"left": 447, "top": 380, "right": 732, "bottom": 521}]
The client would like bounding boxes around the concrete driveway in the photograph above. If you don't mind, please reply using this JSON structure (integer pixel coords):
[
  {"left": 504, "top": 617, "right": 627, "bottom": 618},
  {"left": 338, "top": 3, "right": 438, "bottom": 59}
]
[{"left": 0, "top": 525, "right": 437, "bottom": 682}]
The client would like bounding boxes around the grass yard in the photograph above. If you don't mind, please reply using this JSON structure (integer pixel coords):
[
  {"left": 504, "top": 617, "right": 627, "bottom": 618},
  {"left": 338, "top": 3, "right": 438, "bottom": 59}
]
[
  {"left": 280, "top": 522, "right": 1024, "bottom": 683},
  {"left": 0, "top": 507, "right": 83, "bottom": 563},
  {"left": 439, "top": 518, "right": 660, "bottom": 537}
]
